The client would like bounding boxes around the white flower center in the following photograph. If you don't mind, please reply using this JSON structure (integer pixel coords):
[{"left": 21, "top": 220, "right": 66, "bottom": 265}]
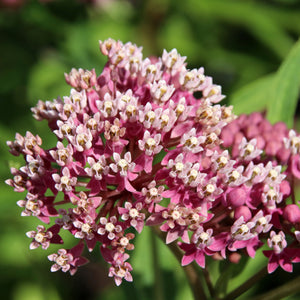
[
  {"left": 77, "top": 133, "right": 87, "bottom": 146},
  {"left": 231, "top": 170, "right": 240, "bottom": 180},
  {"left": 92, "top": 162, "right": 103, "bottom": 172},
  {"left": 267, "top": 190, "right": 277, "bottom": 201},
  {"left": 63, "top": 104, "right": 73, "bottom": 114},
  {"left": 61, "top": 124, "right": 72, "bottom": 135},
  {"left": 29, "top": 161, "right": 39, "bottom": 173},
  {"left": 118, "top": 159, "right": 128, "bottom": 169},
  {"left": 126, "top": 105, "right": 136, "bottom": 115},
  {"left": 191, "top": 213, "right": 200, "bottom": 222},
  {"left": 240, "top": 224, "right": 249, "bottom": 234},
  {"left": 176, "top": 104, "right": 185, "bottom": 115},
  {"left": 146, "top": 111, "right": 156, "bottom": 122},
  {"left": 291, "top": 136, "right": 300, "bottom": 148},
  {"left": 171, "top": 210, "right": 181, "bottom": 220},
  {"left": 120, "top": 237, "right": 129, "bottom": 246},
  {"left": 146, "top": 138, "right": 156, "bottom": 149},
  {"left": 253, "top": 166, "right": 261, "bottom": 175},
  {"left": 272, "top": 234, "right": 282, "bottom": 244},
  {"left": 189, "top": 169, "right": 198, "bottom": 180},
  {"left": 58, "top": 149, "right": 68, "bottom": 161},
  {"left": 149, "top": 187, "right": 158, "bottom": 197},
  {"left": 35, "top": 232, "right": 45, "bottom": 243},
  {"left": 56, "top": 255, "right": 67, "bottom": 266},
  {"left": 26, "top": 200, "right": 37, "bottom": 211},
  {"left": 82, "top": 223, "right": 91, "bottom": 233},
  {"left": 199, "top": 232, "right": 209, "bottom": 243},
  {"left": 161, "top": 114, "right": 169, "bottom": 123},
  {"left": 104, "top": 101, "right": 113, "bottom": 112},
  {"left": 245, "top": 144, "right": 254, "bottom": 153},
  {"left": 87, "top": 118, "right": 97, "bottom": 130},
  {"left": 129, "top": 208, "right": 139, "bottom": 218},
  {"left": 147, "top": 65, "right": 157, "bottom": 74},
  {"left": 121, "top": 95, "right": 130, "bottom": 103},
  {"left": 206, "top": 184, "right": 215, "bottom": 194},
  {"left": 116, "top": 268, "right": 126, "bottom": 278},
  {"left": 257, "top": 217, "right": 267, "bottom": 226},
  {"left": 105, "top": 222, "right": 115, "bottom": 232},
  {"left": 175, "top": 162, "right": 184, "bottom": 172},
  {"left": 218, "top": 156, "right": 228, "bottom": 167},
  {"left": 189, "top": 136, "right": 198, "bottom": 147},
  {"left": 159, "top": 85, "right": 167, "bottom": 96},
  {"left": 61, "top": 176, "right": 70, "bottom": 185},
  {"left": 268, "top": 169, "right": 278, "bottom": 180}
]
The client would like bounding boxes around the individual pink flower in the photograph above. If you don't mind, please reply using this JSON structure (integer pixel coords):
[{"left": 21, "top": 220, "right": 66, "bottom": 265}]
[
  {"left": 118, "top": 202, "right": 145, "bottom": 233},
  {"left": 52, "top": 167, "right": 77, "bottom": 192},
  {"left": 48, "top": 243, "right": 88, "bottom": 275},
  {"left": 26, "top": 225, "right": 62, "bottom": 250},
  {"left": 179, "top": 227, "right": 214, "bottom": 268},
  {"left": 263, "top": 231, "right": 296, "bottom": 273}
]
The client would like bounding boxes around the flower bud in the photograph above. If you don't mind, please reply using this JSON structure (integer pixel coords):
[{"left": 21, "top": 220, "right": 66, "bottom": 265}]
[
  {"left": 283, "top": 204, "right": 300, "bottom": 223},
  {"left": 234, "top": 206, "right": 252, "bottom": 222},
  {"left": 227, "top": 188, "right": 247, "bottom": 208}
]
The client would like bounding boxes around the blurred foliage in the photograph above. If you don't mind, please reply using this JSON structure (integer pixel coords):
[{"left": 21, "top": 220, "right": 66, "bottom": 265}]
[{"left": 1, "top": 0, "right": 300, "bottom": 299}]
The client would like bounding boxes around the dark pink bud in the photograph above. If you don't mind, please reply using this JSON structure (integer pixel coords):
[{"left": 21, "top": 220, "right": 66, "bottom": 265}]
[
  {"left": 276, "top": 147, "right": 291, "bottom": 164},
  {"left": 237, "top": 114, "right": 247, "bottom": 126},
  {"left": 245, "top": 125, "right": 259, "bottom": 139},
  {"left": 229, "top": 252, "right": 241, "bottom": 264},
  {"left": 258, "top": 119, "right": 272, "bottom": 132},
  {"left": 248, "top": 112, "right": 264, "bottom": 125},
  {"left": 220, "top": 127, "right": 236, "bottom": 147},
  {"left": 291, "top": 154, "right": 300, "bottom": 179},
  {"left": 273, "top": 122, "right": 287, "bottom": 134},
  {"left": 255, "top": 136, "right": 266, "bottom": 150},
  {"left": 265, "top": 141, "right": 282, "bottom": 156},
  {"left": 227, "top": 188, "right": 247, "bottom": 208},
  {"left": 280, "top": 180, "right": 291, "bottom": 197},
  {"left": 234, "top": 206, "right": 252, "bottom": 221},
  {"left": 283, "top": 204, "right": 300, "bottom": 223}
]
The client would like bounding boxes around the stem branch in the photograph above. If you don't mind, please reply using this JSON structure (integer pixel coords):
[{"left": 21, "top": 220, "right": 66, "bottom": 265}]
[
  {"left": 222, "top": 267, "right": 267, "bottom": 300},
  {"left": 249, "top": 275, "right": 300, "bottom": 300},
  {"left": 151, "top": 226, "right": 208, "bottom": 300}
]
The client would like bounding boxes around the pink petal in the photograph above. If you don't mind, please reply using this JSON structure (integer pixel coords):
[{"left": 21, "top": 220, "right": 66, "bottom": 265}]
[
  {"left": 181, "top": 253, "right": 195, "bottom": 266},
  {"left": 166, "top": 230, "right": 180, "bottom": 244},
  {"left": 195, "top": 251, "right": 205, "bottom": 268}
]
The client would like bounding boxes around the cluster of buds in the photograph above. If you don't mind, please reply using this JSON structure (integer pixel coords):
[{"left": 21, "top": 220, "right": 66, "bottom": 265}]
[{"left": 6, "top": 39, "right": 300, "bottom": 285}]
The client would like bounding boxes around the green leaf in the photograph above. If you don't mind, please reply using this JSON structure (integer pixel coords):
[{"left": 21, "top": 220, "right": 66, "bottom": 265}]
[
  {"left": 229, "top": 73, "right": 275, "bottom": 115},
  {"left": 182, "top": 0, "right": 293, "bottom": 59},
  {"left": 267, "top": 39, "right": 300, "bottom": 128},
  {"left": 27, "top": 53, "right": 70, "bottom": 103}
]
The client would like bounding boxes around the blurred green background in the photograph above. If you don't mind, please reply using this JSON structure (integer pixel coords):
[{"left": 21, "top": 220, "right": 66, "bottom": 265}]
[{"left": 1, "top": 0, "right": 300, "bottom": 299}]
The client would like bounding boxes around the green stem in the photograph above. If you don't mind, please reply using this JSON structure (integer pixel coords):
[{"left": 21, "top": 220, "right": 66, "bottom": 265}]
[
  {"left": 249, "top": 275, "right": 300, "bottom": 300},
  {"left": 222, "top": 266, "right": 268, "bottom": 300},
  {"left": 150, "top": 230, "right": 165, "bottom": 300},
  {"left": 151, "top": 226, "right": 208, "bottom": 300},
  {"left": 202, "top": 267, "right": 215, "bottom": 298}
]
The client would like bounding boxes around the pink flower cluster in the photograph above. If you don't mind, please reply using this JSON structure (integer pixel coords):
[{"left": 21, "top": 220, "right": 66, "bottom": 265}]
[
  {"left": 6, "top": 39, "right": 300, "bottom": 285},
  {"left": 220, "top": 112, "right": 300, "bottom": 272}
]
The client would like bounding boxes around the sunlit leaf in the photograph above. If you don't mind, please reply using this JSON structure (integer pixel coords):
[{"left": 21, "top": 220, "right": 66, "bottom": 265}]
[
  {"left": 131, "top": 226, "right": 154, "bottom": 285},
  {"left": 229, "top": 73, "right": 275, "bottom": 114},
  {"left": 13, "top": 282, "right": 61, "bottom": 300},
  {"left": 183, "top": 0, "right": 293, "bottom": 59},
  {"left": 267, "top": 39, "right": 300, "bottom": 127}
]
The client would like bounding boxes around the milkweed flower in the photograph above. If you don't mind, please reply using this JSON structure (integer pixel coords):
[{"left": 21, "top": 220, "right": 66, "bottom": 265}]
[{"left": 6, "top": 39, "right": 300, "bottom": 285}]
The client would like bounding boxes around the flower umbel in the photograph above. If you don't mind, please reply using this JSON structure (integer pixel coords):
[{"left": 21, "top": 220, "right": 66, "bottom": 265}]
[{"left": 6, "top": 40, "right": 300, "bottom": 286}]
